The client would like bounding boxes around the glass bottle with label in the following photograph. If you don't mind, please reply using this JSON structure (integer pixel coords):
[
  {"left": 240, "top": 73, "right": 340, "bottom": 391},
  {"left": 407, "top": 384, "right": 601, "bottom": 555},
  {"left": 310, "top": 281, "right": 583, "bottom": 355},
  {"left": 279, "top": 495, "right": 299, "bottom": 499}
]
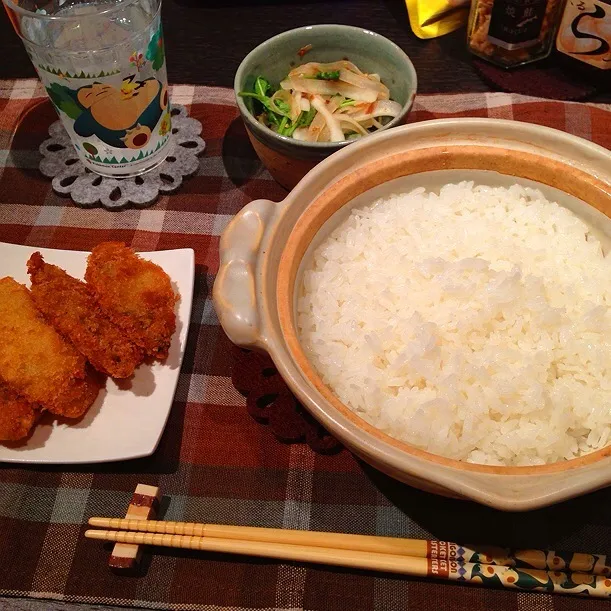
[
  {"left": 467, "top": 0, "right": 567, "bottom": 68},
  {"left": 556, "top": 1, "right": 611, "bottom": 87}
]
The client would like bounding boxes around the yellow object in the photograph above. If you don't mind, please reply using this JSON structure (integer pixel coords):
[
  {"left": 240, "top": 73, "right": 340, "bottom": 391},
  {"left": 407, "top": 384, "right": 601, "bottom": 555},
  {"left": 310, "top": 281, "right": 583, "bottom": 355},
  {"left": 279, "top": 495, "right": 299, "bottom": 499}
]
[{"left": 406, "top": 0, "right": 469, "bottom": 39}]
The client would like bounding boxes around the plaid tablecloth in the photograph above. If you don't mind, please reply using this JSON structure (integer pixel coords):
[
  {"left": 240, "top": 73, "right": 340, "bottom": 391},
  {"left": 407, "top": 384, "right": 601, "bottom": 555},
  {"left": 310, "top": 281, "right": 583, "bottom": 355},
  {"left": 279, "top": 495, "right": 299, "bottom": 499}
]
[{"left": 1, "top": 80, "right": 611, "bottom": 611}]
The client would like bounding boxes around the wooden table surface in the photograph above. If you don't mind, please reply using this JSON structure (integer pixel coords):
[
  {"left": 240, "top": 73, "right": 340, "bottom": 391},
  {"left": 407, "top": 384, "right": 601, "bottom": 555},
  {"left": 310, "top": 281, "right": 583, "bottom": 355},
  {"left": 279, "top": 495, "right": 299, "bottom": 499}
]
[{"left": 0, "top": 0, "right": 488, "bottom": 93}]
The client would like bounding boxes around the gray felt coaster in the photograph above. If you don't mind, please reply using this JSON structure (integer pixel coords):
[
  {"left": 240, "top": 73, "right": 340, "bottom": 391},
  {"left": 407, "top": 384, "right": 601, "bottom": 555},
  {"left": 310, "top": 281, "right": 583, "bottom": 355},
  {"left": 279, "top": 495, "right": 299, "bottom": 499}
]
[{"left": 39, "top": 105, "right": 206, "bottom": 210}]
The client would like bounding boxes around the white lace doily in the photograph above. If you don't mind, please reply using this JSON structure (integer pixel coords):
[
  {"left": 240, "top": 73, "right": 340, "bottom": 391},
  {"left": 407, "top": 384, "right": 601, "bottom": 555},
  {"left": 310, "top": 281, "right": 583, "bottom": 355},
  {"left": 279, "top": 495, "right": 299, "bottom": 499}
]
[{"left": 39, "top": 105, "right": 206, "bottom": 210}]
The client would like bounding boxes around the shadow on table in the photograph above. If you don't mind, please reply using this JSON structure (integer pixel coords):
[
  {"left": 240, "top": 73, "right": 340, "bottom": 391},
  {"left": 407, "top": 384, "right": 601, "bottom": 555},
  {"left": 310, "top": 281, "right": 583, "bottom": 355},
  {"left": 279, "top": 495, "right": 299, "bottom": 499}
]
[
  {"left": 174, "top": 0, "right": 335, "bottom": 5},
  {"left": 221, "top": 116, "right": 264, "bottom": 188},
  {"left": 361, "top": 460, "right": 611, "bottom": 552},
  {"left": 381, "top": 0, "right": 411, "bottom": 32},
  {"left": 8, "top": 97, "right": 57, "bottom": 174}
]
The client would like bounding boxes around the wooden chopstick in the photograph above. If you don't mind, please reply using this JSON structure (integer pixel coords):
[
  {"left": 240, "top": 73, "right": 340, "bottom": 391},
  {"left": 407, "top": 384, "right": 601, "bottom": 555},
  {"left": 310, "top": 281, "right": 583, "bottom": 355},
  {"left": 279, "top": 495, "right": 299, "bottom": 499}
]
[
  {"left": 88, "top": 517, "right": 611, "bottom": 575},
  {"left": 85, "top": 528, "right": 611, "bottom": 598}
]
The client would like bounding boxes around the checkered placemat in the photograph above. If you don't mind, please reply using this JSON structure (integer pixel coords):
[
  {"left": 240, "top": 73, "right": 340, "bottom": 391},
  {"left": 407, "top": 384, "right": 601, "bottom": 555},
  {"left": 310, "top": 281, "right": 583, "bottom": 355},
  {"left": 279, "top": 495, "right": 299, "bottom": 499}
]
[{"left": 1, "top": 80, "right": 611, "bottom": 611}]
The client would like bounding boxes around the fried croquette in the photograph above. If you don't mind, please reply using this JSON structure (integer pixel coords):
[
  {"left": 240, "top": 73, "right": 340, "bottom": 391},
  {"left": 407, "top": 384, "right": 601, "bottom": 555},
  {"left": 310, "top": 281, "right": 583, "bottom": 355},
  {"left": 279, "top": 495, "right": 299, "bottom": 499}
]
[
  {"left": 0, "top": 381, "right": 39, "bottom": 441},
  {"left": 85, "top": 242, "right": 178, "bottom": 360},
  {"left": 0, "top": 277, "right": 100, "bottom": 419},
  {"left": 27, "top": 252, "right": 144, "bottom": 378}
]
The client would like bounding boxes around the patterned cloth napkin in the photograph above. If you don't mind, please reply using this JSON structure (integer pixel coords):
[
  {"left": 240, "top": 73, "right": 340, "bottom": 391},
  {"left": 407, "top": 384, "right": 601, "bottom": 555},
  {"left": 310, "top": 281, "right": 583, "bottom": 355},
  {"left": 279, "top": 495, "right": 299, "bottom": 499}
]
[{"left": 0, "top": 80, "right": 610, "bottom": 611}]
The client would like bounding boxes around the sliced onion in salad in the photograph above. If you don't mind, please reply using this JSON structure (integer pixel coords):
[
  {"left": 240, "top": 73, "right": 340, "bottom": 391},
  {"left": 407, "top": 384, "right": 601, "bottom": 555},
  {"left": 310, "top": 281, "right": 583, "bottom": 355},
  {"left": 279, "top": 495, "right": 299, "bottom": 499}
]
[
  {"left": 350, "top": 99, "right": 404, "bottom": 122},
  {"left": 240, "top": 61, "right": 402, "bottom": 143}
]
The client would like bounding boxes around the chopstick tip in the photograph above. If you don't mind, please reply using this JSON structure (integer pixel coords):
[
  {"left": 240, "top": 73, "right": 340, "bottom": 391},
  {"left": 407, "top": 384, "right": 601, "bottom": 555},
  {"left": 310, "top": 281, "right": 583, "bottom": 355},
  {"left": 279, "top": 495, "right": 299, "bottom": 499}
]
[{"left": 85, "top": 529, "right": 109, "bottom": 540}]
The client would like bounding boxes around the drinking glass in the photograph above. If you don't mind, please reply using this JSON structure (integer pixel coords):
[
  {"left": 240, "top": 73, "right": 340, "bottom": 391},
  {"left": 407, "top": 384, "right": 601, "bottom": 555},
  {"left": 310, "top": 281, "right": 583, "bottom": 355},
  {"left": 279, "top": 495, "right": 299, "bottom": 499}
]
[{"left": 3, "top": 0, "right": 172, "bottom": 177}]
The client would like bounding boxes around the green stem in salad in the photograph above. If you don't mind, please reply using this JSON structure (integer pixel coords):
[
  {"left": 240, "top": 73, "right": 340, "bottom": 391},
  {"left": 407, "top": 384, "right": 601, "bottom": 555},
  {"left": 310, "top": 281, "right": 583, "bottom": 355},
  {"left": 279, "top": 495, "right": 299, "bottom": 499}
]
[
  {"left": 315, "top": 70, "right": 340, "bottom": 80},
  {"left": 239, "top": 91, "right": 291, "bottom": 118},
  {"left": 255, "top": 76, "right": 270, "bottom": 97},
  {"left": 277, "top": 116, "right": 289, "bottom": 135},
  {"left": 283, "top": 107, "right": 317, "bottom": 137},
  {"left": 239, "top": 77, "right": 291, "bottom": 118},
  {"left": 240, "top": 76, "right": 319, "bottom": 138}
]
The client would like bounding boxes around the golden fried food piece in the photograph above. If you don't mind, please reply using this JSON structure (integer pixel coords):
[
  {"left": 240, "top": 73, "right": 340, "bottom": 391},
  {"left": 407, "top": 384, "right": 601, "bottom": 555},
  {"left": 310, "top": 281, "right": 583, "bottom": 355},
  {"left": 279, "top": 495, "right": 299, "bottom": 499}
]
[
  {"left": 0, "top": 277, "right": 100, "bottom": 419},
  {"left": 85, "top": 242, "right": 178, "bottom": 360},
  {"left": 0, "top": 381, "right": 39, "bottom": 441},
  {"left": 27, "top": 252, "right": 144, "bottom": 378}
]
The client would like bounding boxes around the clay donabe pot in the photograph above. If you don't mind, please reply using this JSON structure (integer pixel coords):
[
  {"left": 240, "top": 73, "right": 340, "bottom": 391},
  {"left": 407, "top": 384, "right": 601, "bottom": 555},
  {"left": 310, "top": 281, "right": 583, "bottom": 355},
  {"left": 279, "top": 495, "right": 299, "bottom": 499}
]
[{"left": 214, "top": 118, "right": 611, "bottom": 511}]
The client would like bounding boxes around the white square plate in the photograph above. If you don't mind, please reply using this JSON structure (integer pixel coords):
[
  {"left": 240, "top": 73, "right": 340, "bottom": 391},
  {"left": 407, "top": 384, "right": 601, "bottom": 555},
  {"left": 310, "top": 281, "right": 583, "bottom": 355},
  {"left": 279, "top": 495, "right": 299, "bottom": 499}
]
[{"left": 0, "top": 242, "right": 194, "bottom": 464}]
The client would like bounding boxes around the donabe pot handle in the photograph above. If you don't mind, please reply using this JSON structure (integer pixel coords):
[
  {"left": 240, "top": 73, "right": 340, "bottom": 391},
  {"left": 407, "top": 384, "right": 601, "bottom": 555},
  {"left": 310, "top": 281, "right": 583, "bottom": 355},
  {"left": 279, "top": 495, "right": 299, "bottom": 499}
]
[{"left": 213, "top": 198, "right": 278, "bottom": 350}]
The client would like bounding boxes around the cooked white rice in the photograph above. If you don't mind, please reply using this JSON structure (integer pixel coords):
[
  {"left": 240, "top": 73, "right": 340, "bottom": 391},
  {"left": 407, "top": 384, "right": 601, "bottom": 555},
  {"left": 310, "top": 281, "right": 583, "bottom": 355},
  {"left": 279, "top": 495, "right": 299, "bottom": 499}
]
[{"left": 297, "top": 182, "right": 611, "bottom": 466}]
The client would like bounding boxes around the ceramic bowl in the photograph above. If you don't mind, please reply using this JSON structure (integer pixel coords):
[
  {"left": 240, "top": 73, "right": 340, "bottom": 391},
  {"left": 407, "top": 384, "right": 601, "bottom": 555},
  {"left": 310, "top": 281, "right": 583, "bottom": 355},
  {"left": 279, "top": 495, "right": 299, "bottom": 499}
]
[
  {"left": 213, "top": 118, "right": 611, "bottom": 511},
  {"left": 234, "top": 24, "right": 417, "bottom": 190}
]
